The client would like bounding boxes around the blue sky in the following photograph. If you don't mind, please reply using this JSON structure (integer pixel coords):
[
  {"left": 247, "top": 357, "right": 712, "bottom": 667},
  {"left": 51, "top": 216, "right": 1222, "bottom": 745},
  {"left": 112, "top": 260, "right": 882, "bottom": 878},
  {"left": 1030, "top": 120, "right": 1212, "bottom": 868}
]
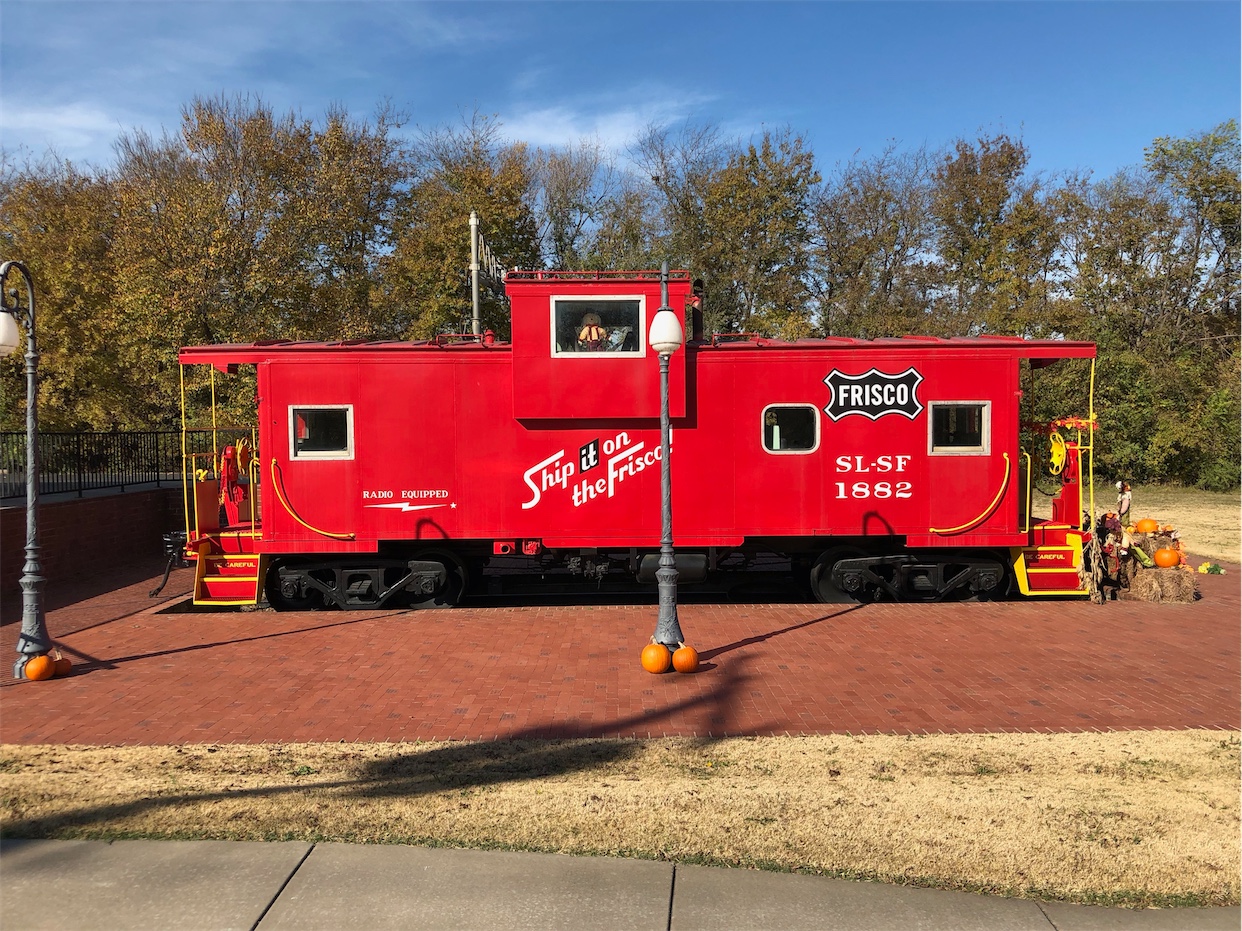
[{"left": 1, "top": 1, "right": 1238, "bottom": 181}]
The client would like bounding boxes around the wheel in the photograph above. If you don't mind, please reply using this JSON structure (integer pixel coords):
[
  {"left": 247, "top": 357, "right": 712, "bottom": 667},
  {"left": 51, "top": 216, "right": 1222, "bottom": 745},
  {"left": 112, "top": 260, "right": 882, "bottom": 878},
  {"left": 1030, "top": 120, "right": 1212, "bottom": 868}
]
[
  {"left": 264, "top": 559, "right": 324, "bottom": 611},
  {"left": 406, "top": 549, "right": 467, "bottom": 609},
  {"left": 810, "top": 547, "right": 867, "bottom": 604}
]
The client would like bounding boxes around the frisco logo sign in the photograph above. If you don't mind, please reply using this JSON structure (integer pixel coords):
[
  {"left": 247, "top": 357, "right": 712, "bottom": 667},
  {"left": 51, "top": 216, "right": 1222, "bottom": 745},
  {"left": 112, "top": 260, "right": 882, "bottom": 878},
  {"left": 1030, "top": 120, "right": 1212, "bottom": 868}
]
[
  {"left": 522, "top": 430, "right": 661, "bottom": 510},
  {"left": 824, "top": 367, "right": 924, "bottom": 421}
]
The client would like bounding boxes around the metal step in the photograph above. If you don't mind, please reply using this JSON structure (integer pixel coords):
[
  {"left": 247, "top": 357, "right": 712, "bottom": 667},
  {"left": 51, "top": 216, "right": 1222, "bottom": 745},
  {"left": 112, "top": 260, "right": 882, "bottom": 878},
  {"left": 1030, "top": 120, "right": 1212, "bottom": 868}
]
[{"left": 193, "top": 551, "right": 265, "bottom": 606}]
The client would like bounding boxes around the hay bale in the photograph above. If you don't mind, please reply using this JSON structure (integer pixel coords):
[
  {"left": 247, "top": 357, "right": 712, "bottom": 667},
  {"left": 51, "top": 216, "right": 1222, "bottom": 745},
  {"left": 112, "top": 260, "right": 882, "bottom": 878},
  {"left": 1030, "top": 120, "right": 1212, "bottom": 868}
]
[
  {"left": 1120, "top": 567, "right": 1198, "bottom": 603},
  {"left": 1124, "top": 570, "right": 1163, "bottom": 602},
  {"left": 1154, "top": 567, "right": 1198, "bottom": 603},
  {"left": 1129, "top": 531, "right": 1176, "bottom": 551},
  {"left": 1149, "top": 532, "right": 1178, "bottom": 552}
]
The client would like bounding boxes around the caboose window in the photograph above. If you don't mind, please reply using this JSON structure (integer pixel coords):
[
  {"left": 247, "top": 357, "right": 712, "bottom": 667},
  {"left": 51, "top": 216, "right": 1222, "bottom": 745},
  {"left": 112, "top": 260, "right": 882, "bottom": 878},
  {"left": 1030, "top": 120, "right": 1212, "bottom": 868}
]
[
  {"left": 552, "top": 297, "right": 643, "bottom": 356},
  {"left": 763, "top": 405, "right": 818, "bottom": 453},
  {"left": 929, "top": 402, "right": 989, "bottom": 454},
  {"left": 291, "top": 406, "right": 353, "bottom": 459}
]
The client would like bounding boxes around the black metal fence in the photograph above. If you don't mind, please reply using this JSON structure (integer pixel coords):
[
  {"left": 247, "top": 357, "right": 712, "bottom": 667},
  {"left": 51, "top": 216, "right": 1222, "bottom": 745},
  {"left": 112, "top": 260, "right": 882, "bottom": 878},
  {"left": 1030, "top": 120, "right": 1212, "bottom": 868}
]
[{"left": 0, "top": 430, "right": 243, "bottom": 500}]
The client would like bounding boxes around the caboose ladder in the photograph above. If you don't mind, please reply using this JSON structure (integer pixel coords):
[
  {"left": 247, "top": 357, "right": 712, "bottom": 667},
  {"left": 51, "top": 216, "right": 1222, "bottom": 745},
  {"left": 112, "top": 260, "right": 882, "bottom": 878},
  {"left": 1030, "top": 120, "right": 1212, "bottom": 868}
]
[
  {"left": 192, "top": 542, "right": 267, "bottom": 606},
  {"left": 1009, "top": 523, "right": 1090, "bottom": 597}
]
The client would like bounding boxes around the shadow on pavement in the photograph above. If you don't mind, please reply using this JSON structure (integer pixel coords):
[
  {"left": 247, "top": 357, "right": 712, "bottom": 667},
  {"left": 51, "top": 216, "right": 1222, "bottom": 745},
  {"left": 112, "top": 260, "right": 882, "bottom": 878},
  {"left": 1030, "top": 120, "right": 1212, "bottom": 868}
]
[
  {"left": 699, "top": 603, "right": 868, "bottom": 661},
  {"left": 2, "top": 659, "right": 768, "bottom": 839}
]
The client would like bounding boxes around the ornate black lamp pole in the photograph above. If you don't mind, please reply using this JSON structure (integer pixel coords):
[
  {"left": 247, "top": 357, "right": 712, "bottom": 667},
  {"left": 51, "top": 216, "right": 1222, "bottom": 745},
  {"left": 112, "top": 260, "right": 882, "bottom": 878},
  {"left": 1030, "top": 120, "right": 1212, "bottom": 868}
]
[
  {"left": 648, "top": 261, "right": 685, "bottom": 649},
  {"left": 0, "top": 261, "right": 48, "bottom": 678}
]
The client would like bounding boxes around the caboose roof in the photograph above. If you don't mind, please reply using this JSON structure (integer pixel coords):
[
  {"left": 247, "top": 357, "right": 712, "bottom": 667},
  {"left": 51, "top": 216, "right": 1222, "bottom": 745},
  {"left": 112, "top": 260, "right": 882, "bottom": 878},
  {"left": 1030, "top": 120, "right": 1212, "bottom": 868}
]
[
  {"left": 180, "top": 333, "right": 1095, "bottom": 367},
  {"left": 178, "top": 338, "right": 504, "bottom": 367}
]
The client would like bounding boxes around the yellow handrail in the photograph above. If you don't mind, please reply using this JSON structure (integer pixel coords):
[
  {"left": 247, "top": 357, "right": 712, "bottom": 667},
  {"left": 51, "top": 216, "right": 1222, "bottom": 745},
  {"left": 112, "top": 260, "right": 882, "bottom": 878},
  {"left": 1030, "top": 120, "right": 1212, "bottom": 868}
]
[
  {"left": 930, "top": 453, "right": 1011, "bottom": 535},
  {"left": 210, "top": 367, "right": 218, "bottom": 470},
  {"left": 1087, "top": 358, "right": 1096, "bottom": 526},
  {"left": 180, "top": 364, "right": 191, "bottom": 543},
  {"left": 269, "top": 458, "right": 355, "bottom": 540},
  {"left": 1020, "top": 450, "right": 1031, "bottom": 534}
]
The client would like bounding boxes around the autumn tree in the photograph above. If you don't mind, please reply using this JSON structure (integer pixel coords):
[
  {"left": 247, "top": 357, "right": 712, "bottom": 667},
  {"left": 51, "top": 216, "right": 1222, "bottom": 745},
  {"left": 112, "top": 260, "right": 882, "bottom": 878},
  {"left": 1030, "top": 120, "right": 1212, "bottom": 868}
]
[
  {"left": 3, "top": 98, "right": 425, "bottom": 428},
  {"left": 929, "top": 134, "right": 1024, "bottom": 327},
  {"left": 381, "top": 113, "right": 540, "bottom": 339},
  {"left": 1143, "top": 119, "right": 1239, "bottom": 356},
  {"left": 108, "top": 97, "right": 321, "bottom": 424},
  {"left": 0, "top": 157, "right": 129, "bottom": 429},
  {"left": 1060, "top": 121, "right": 1241, "bottom": 489},
  {"left": 1142, "top": 120, "right": 1240, "bottom": 489},
  {"left": 699, "top": 131, "right": 821, "bottom": 337},
  {"left": 631, "top": 121, "right": 726, "bottom": 273},
  {"left": 812, "top": 143, "right": 935, "bottom": 337},
  {"left": 533, "top": 139, "right": 621, "bottom": 268},
  {"left": 298, "top": 104, "right": 410, "bottom": 339},
  {"left": 583, "top": 177, "right": 659, "bottom": 271}
]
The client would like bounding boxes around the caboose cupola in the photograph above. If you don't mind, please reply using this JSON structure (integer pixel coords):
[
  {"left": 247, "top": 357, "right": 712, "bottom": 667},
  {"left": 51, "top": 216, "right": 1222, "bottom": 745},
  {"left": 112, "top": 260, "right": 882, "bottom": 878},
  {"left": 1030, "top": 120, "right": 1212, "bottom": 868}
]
[{"left": 506, "top": 270, "right": 694, "bottom": 421}]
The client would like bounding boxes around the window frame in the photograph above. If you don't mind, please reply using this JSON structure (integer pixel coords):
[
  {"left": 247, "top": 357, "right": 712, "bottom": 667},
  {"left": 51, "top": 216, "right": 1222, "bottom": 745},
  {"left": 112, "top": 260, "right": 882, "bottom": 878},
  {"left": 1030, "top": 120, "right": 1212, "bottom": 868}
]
[
  {"left": 289, "top": 404, "right": 355, "bottom": 460},
  {"left": 761, "top": 403, "right": 821, "bottom": 455},
  {"left": 927, "top": 400, "right": 991, "bottom": 456},
  {"left": 549, "top": 294, "right": 646, "bottom": 358}
]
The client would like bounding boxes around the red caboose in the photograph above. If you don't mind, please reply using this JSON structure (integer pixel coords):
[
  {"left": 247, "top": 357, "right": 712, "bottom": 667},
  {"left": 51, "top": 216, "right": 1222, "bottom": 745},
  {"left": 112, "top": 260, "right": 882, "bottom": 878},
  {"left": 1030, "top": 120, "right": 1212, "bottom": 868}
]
[{"left": 176, "top": 269, "right": 1097, "bottom": 608}]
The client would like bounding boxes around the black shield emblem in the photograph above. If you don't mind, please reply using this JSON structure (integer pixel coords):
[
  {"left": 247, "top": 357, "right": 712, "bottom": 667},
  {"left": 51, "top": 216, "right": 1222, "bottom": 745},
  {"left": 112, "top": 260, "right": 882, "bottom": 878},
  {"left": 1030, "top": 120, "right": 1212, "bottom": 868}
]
[{"left": 823, "top": 367, "right": 924, "bottom": 421}]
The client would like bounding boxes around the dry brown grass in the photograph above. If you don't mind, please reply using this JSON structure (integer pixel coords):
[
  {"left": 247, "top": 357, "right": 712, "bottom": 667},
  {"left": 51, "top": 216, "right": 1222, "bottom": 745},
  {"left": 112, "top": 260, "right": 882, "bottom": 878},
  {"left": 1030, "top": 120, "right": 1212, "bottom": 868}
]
[
  {"left": 3, "top": 731, "right": 1238, "bottom": 907},
  {"left": 1122, "top": 485, "right": 1241, "bottom": 565},
  {"left": 1033, "top": 483, "right": 1240, "bottom": 564}
]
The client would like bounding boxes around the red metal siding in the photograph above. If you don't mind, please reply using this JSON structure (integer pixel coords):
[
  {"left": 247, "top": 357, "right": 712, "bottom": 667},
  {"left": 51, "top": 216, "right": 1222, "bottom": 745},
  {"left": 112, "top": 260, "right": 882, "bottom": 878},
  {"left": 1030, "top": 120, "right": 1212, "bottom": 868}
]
[{"left": 243, "top": 341, "right": 1058, "bottom": 553}]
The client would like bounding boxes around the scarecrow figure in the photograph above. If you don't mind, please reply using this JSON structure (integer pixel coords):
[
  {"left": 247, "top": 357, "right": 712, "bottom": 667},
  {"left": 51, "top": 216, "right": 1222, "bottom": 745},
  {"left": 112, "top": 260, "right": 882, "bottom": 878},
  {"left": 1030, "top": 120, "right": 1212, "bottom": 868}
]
[
  {"left": 1115, "top": 481, "right": 1132, "bottom": 523},
  {"left": 578, "top": 312, "right": 606, "bottom": 351}
]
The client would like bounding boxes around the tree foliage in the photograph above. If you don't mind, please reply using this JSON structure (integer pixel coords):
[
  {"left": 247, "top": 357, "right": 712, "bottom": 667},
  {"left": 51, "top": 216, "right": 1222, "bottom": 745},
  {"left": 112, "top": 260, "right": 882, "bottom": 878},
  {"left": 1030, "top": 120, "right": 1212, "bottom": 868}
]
[
  {"left": 0, "top": 104, "right": 1236, "bottom": 489},
  {"left": 700, "top": 131, "right": 821, "bottom": 337},
  {"left": 382, "top": 112, "right": 540, "bottom": 339},
  {"left": 812, "top": 143, "right": 935, "bottom": 337}
]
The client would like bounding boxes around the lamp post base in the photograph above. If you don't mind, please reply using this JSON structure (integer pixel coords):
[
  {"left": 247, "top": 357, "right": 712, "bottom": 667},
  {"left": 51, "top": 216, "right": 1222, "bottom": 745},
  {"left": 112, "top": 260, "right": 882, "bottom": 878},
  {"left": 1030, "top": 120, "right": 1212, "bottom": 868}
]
[{"left": 654, "top": 557, "right": 683, "bottom": 649}]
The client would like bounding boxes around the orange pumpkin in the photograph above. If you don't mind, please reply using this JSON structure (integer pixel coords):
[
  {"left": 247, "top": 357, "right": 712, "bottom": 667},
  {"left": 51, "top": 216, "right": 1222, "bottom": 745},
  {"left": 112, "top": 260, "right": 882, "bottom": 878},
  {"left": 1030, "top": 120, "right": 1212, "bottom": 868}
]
[
  {"left": 1153, "top": 547, "right": 1180, "bottom": 568},
  {"left": 24, "top": 655, "right": 54, "bottom": 681},
  {"left": 640, "top": 645, "right": 670, "bottom": 675},
  {"left": 53, "top": 655, "right": 73, "bottom": 677},
  {"left": 672, "top": 643, "right": 700, "bottom": 674},
  {"left": 1135, "top": 518, "right": 1159, "bottom": 534},
  {"left": 640, "top": 642, "right": 671, "bottom": 674}
]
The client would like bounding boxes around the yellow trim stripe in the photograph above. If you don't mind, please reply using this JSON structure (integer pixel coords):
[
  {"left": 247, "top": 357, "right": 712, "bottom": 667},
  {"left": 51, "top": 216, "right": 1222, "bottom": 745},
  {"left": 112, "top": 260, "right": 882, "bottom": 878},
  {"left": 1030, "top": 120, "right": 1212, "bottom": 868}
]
[
  {"left": 931, "top": 453, "right": 1011, "bottom": 535},
  {"left": 269, "top": 458, "right": 355, "bottom": 540}
]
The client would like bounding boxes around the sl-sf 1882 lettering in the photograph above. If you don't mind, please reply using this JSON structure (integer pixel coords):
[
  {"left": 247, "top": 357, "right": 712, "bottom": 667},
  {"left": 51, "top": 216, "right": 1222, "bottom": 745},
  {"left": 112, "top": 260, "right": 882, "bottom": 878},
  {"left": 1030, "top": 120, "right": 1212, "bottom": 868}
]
[{"left": 834, "top": 455, "right": 913, "bottom": 499}]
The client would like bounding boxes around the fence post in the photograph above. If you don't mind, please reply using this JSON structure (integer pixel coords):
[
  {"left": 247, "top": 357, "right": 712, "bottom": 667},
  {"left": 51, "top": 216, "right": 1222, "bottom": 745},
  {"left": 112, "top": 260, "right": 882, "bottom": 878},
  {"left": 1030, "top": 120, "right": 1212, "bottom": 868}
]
[{"left": 75, "top": 433, "right": 84, "bottom": 497}]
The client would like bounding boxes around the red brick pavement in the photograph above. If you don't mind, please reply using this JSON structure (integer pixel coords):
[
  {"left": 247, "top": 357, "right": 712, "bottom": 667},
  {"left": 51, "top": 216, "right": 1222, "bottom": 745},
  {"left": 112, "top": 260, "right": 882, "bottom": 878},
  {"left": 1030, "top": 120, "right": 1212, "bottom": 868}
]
[{"left": 1, "top": 561, "right": 1238, "bottom": 745}]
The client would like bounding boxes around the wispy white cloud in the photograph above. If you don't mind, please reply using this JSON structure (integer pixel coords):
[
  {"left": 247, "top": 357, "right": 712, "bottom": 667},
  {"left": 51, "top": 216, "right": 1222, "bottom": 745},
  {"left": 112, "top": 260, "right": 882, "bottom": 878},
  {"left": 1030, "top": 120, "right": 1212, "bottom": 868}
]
[
  {"left": 0, "top": 101, "right": 140, "bottom": 165},
  {"left": 387, "top": 3, "right": 511, "bottom": 50},
  {"left": 0, "top": 1, "right": 512, "bottom": 164},
  {"left": 501, "top": 86, "right": 717, "bottom": 155}
]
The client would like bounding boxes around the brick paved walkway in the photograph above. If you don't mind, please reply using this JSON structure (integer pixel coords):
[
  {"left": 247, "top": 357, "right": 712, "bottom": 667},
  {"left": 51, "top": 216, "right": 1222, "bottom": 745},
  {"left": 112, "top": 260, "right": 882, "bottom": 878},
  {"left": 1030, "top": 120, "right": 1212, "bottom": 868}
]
[{"left": 2, "top": 563, "right": 1237, "bottom": 745}]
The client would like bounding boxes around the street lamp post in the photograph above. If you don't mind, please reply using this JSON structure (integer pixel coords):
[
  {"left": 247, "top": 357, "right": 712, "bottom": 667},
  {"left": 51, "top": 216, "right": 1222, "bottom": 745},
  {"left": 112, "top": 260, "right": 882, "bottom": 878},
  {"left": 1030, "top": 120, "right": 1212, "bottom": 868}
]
[
  {"left": 0, "top": 261, "right": 48, "bottom": 678},
  {"left": 648, "top": 262, "right": 685, "bottom": 649}
]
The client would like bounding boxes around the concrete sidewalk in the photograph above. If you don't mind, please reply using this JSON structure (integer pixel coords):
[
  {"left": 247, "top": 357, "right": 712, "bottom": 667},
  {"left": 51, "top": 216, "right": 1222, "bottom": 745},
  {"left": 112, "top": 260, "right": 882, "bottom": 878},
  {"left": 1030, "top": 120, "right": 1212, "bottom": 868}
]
[{"left": 1, "top": 839, "right": 1235, "bottom": 931}]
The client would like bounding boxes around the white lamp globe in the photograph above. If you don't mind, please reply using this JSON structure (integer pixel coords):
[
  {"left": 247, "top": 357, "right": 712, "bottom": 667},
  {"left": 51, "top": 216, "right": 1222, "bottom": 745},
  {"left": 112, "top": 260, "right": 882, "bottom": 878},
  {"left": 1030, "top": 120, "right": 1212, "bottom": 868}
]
[
  {"left": 0, "top": 312, "right": 20, "bottom": 357},
  {"left": 648, "top": 307, "right": 684, "bottom": 355}
]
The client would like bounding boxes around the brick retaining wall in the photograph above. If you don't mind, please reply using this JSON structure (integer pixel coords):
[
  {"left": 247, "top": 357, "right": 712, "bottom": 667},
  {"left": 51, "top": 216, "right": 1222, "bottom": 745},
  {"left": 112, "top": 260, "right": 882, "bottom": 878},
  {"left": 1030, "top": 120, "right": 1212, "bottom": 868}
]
[{"left": 0, "top": 488, "right": 185, "bottom": 597}]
